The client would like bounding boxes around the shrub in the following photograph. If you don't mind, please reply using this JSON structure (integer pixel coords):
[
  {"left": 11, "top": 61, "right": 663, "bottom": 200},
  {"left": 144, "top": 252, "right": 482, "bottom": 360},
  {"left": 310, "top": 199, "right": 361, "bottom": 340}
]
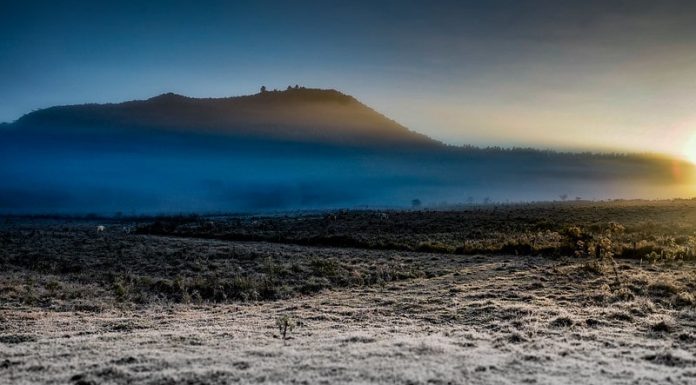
[
  {"left": 310, "top": 258, "right": 341, "bottom": 277},
  {"left": 276, "top": 314, "right": 296, "bottom": 340},
  {"left": 113, "top": 276, "right": 130, "bottom": 301},
  {"left": 673, "top": 291, "right": 695, "bottom": 308},
  {"left": 416, "top": 241, "right": 455, "bottom": 254},
  {"left": 500, "top": 242, "right": 533, "bottom": 256},
  {"left": 647, "top": 280, "right": 681, "bottom": 296},
  {"left": 610, "top": 286, "right": 635, "bottom": 302},
  {"left": 650, "top": 320, "right": 674, "bottom": 333},
  {"left": 550, "top": 317, "right": 574, "bottom": 328}
]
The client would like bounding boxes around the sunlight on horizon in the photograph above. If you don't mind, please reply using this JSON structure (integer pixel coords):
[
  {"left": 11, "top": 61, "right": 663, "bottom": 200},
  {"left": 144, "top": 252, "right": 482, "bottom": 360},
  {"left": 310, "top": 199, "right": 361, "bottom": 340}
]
[{"left": 684, "top": 132, "right": 696, "bottom": 165}]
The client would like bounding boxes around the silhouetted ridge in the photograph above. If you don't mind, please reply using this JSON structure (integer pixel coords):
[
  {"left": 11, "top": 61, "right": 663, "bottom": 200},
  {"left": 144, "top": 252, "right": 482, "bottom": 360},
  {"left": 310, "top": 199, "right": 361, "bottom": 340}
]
[
  {"left": 11, "top": 88, "right": 438, "bottom": 148},
  {"left": 147, "top": 92, "right": 190, "bottom": 102}
]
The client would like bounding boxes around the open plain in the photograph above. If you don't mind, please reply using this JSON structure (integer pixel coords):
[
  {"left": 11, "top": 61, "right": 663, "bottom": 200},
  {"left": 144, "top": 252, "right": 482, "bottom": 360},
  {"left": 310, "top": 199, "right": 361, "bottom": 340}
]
[{"left": 1, "top": 201, "right": 695, "bottom": 384}]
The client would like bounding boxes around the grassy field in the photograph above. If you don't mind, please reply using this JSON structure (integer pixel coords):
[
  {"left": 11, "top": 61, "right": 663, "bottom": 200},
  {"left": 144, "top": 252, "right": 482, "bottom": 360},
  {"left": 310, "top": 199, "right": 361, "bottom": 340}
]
[
  {"left": 1, "top": 200, "right": 695, "bottom": 384},
  {"left": 137, "top": 199, "right": 696, "bottom": 259}
]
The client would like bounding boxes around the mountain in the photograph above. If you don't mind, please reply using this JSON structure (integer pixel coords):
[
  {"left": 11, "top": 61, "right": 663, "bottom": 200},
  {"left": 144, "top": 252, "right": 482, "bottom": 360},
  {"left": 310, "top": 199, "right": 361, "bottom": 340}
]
[
  {"left": 9, "top": 87, "right": 438, "bottom": 149},
  {"left": 0, "top": 88, "right": 694, "bottom": 214}
]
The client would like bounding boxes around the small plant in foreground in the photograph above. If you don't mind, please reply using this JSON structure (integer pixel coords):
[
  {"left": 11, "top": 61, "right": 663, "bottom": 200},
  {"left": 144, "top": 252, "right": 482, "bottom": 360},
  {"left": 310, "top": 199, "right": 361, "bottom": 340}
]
[{"left": 276, "top": 314, "right": 296, "bottom": 340}]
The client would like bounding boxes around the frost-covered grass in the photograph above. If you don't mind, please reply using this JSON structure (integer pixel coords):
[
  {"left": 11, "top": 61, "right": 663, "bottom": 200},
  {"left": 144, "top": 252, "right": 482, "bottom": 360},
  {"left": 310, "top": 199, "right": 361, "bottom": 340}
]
[
  {"left": 1, "top": 204, "right": 695, "bottom": 384},
  {"left": 1, "top": 253, "right": 694, "bottom": 384}
]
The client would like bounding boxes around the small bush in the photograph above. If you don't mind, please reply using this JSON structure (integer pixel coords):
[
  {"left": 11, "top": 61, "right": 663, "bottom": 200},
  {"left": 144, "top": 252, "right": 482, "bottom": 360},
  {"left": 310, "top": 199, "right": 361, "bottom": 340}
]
[
  {"left": 647, "top": 280, "right": 681, "bottom": 296},
  {"left": 550, "top": 317, "right": 574, "bottom": 328},
  {"left": 416, "top": 241, "right": 455, "bottom": 254},
  {"left": 673, "top": 291, "right": 695, "bottom": 308},
  {"left": 276, "top": 314, "right": 296, "bottom": 340},
  {"left": 610, "top": 286, "right": 635, "bottom": 302},
  {"left": 113, "top": 277, "right": 130, "bottom": 301},
  {"left": 310, "top": 258, "right": 341, "bottom": 277},
  {"left": 650, "top": 320, "right": 674, "bottom": 334}
]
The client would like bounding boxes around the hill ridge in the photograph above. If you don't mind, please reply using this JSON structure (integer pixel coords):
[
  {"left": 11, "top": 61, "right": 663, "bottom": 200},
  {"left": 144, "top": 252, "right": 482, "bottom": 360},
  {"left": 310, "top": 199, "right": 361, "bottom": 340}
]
[{"left": 9, "top": 87, "right": 438, "bottom": 148}]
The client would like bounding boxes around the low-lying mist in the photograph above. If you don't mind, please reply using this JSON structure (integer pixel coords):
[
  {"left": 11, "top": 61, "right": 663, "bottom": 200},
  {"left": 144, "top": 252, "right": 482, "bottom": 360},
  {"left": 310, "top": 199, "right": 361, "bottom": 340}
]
[
  {"left": 1, "top": 130, "right": 693, "bottom": 215},
  {"left": 2, "top": 89, "right": 694, "bottom": 215}
]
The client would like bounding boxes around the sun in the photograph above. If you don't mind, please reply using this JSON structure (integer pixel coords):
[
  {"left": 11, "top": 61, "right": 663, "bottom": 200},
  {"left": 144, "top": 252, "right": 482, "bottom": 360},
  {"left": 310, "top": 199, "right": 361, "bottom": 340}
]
[{"left": 685, "top": 133, "right": 696, "bottom": 165}]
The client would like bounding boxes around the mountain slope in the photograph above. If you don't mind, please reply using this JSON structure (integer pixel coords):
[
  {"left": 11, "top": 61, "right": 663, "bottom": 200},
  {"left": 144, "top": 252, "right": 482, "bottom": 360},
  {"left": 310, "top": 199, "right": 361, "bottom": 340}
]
[{"left": 9, "top": 87, "right": 438, "bottom": 148}]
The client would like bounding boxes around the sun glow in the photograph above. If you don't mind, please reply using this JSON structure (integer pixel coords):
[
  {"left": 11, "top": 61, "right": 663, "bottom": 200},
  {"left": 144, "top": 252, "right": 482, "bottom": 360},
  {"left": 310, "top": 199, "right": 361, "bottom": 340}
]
[{"left": 685, "top": 133, "right": 696, "bottom": 165}]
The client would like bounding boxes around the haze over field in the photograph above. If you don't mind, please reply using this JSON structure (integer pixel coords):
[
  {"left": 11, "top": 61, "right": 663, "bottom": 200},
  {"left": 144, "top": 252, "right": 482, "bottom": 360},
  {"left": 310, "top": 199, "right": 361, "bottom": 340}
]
[
  {"left": 1, "top": 87, "right": 695, "bottom": 214},
  {"left": 3, "top": 1, "right": 696, "bottom": 213}
]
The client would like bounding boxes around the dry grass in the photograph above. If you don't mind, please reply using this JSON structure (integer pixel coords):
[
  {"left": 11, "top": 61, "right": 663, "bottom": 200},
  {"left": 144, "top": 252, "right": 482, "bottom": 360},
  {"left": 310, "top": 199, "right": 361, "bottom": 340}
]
[
  {"left": 1, "top": 252, "right": 694, "bottom": 384},
  {"left": 134, "top": 200, "right": 696, "bottom": 261},
  {"left": 1, "top": 201, "right": 696, "bottom": 384}
]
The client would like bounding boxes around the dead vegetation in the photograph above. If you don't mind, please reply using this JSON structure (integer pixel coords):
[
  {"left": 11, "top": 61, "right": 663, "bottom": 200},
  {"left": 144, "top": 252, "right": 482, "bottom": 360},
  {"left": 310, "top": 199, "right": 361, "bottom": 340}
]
[
  {"left": 1, "top": 200, "right": 695, "bottom": 384},
  {"left": 0, "top": 221, "right": 444, "bottom": 309},
  {"left": 135, "top": 199, "right": 696, "bottom": 261}
]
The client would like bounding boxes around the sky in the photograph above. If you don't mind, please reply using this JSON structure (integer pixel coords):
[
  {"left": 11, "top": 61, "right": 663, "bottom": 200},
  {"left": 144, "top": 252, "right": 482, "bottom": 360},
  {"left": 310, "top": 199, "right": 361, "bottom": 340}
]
[{"left": 3, "top": 0, "right": 696, "bottom": 160}]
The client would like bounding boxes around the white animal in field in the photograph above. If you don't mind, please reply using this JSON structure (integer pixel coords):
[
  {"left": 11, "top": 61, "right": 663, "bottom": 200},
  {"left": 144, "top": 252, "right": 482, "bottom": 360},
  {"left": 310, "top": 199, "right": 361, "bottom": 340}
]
[{"left": 96, "top": 225, "right": 105, "bottom": 232}]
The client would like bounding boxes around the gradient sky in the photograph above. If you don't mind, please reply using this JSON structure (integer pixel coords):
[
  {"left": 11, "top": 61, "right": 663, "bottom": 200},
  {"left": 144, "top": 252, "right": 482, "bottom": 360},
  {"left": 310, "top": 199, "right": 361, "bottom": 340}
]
[{"left": 3, "top": 0, "right": 696, "bottom": 159}]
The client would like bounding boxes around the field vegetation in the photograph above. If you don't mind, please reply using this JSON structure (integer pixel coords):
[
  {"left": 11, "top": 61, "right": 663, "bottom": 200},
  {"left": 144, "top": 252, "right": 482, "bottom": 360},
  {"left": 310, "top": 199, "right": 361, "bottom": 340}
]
[{"left": 1, "top": 200, "right": 695, "bottom": 384}]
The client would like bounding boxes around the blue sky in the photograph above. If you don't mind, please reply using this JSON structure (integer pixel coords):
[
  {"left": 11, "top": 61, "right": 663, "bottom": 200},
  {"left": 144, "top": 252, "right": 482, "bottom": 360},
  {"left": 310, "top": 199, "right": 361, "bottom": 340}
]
[{"left": 3, "top": 1, "right": 696, "bottom": 157}]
